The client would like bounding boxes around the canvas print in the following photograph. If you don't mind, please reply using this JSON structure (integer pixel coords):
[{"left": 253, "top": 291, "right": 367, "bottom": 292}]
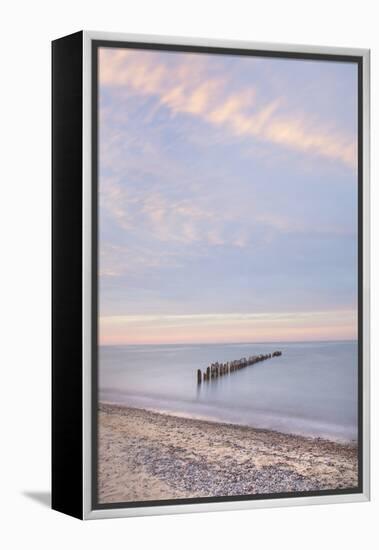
[{"left": 96, "top": 45, "right": 360, "bottom": 506}]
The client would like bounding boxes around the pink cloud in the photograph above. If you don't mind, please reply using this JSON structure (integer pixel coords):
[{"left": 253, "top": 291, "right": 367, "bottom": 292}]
[
  {"left": 99, "top": 310, "right": 357, "bottom": 346},
  {"left": 99, "top": 48, "right": 357, "bottom": 169}
]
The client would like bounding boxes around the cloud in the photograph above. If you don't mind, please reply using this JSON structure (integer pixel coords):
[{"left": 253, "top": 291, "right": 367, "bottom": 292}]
[
  {"left": 97, "top": 48, "right": 358, "bottom": 340},
  {"left": 99, "top": 48, "right": 357, "bottom": 168},
  {"left": 99, "top": 309, "right": 357, "bottom": 345},
  {"left": 100, "top": 177, "right": 269, "bottom": 256},
  {"left": 99, "top": 242, "right": 186, "bottom": 278}
]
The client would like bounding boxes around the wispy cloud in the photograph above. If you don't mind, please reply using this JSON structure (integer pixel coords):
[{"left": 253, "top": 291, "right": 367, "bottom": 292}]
[
  {"left": 100, "top": 309, "right": 357, "bottom": 345},
  {"left": 100, "top": 174, "right": 356, "bottom": 261},
  {"left": 99, "top": 242, "right": 185, "bottom": 277},
  {"left": 100, "top": 173, "right": 254, "bottom": 252},
  {"left": 98, "top": 48, "right": 358, "bottom": 344},
  {"left": 99, "top": 48, "right": 357, "bottom": 168}
]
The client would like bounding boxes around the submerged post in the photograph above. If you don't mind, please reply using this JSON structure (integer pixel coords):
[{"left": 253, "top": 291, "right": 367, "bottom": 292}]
[
  {"left": 197, "top": 369, "right": 202, "bottom": 384},
  {"left": 196, "top": 351, "right": 283, "bottom": 384}
]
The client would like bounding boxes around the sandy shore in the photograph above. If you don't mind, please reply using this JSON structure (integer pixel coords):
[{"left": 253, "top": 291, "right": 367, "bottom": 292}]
[{"left": 98, "top": 403, "right": 358, "bottom": 504}]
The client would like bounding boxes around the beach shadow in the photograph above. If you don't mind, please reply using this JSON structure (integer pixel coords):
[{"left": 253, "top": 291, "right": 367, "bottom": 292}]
[{"left": 23, "top": 491, "right": 51, "bottom": 508}]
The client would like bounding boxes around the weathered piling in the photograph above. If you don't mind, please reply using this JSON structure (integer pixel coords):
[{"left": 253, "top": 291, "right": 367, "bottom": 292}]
[
  {"left": 197, "top": 350, "right": 283, "bottom": 383},
  {"left": 197, "top": 369, "right": 202, "bottom": 384}
]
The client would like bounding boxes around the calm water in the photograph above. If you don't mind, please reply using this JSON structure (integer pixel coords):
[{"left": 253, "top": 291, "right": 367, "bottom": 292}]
[{"left": 99, "top": 341, "right": 358, "bottom": 442}]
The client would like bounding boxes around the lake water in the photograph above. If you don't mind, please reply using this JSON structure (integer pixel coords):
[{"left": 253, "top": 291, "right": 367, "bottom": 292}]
[{"left": 99, "top": 340, "right": 358, "bottom": 442}]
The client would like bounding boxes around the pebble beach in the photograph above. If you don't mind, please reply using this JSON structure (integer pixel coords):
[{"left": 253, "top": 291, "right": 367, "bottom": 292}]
[{"left": 98, "top": 404, "right": 358, "bottom": 504}]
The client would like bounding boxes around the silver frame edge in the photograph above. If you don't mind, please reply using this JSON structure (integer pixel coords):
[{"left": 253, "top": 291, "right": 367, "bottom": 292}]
[
  {"left": 82, "top": 30, "right": 370, "bottom": 520},
  {"left": 361, "top": 48, "right": 370, "bottom": 503}
]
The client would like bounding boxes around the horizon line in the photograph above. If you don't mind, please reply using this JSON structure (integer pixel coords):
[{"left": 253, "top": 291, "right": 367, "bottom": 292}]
[{"left": 99, "top": 337, "right": 358, "bottom": 348}]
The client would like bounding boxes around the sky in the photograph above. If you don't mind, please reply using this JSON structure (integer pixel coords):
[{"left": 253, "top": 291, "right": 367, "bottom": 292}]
[{"left": 98, "top": 46, "right": 358, "bottom": 345}]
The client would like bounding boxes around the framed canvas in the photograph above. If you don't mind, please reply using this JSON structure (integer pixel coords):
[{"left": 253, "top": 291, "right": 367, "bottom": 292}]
[{"left": 52, "top": 31, "right": 370, "bottom": 520}]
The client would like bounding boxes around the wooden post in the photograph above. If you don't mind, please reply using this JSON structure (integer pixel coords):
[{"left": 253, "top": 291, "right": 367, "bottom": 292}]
[
  {"left": 197, "top": 369, "right": 202, "bottom": 384},
  {"left": 197, "top": 351, "right": 283, "bottom": 383}
]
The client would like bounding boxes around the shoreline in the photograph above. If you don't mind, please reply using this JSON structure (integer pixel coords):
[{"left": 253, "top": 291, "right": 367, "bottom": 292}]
[
  {"left": 98, "top": 403, "right": 358, "bottom": 504},
  {"left": 100, "top": 400, "right": 357, "bottom": 444}
]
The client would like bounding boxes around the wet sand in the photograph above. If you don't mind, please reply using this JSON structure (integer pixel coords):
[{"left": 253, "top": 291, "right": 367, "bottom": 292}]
[{"left": 98, "top": 403, "right": 358, "bottom": 504}]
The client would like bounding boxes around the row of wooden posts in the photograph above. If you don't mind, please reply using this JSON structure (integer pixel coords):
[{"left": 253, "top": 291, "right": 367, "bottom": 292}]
[{"left": 197, "top": 351, "right": 282, "bottom": 384}]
